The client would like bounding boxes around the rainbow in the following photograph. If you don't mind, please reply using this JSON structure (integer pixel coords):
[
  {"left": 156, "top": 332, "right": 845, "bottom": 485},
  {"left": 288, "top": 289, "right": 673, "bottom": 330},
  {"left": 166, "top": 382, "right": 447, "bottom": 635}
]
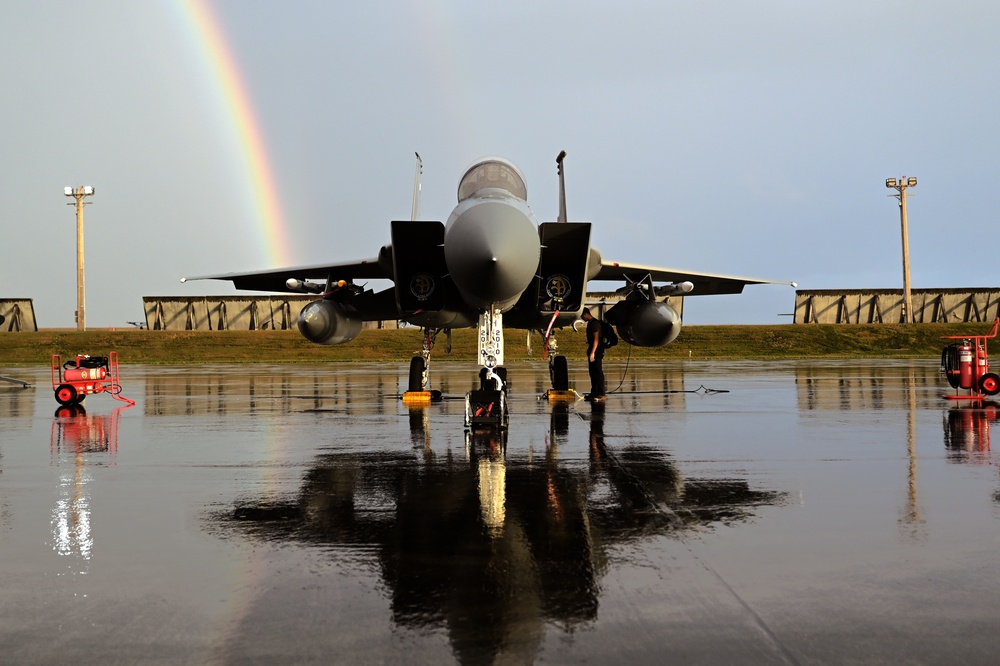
[{"left": 177, "top": 0, "right": 292, "bottom": 267}]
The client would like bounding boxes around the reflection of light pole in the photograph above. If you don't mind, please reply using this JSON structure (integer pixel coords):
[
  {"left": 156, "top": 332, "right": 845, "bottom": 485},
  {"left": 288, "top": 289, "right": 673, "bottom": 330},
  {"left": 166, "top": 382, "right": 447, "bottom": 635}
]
[
  {"left": 885, "top": 177, "right": 916, "bottom": 323},
  {"left": 63, "top": 186, "right": 95, "bottom": 331}
]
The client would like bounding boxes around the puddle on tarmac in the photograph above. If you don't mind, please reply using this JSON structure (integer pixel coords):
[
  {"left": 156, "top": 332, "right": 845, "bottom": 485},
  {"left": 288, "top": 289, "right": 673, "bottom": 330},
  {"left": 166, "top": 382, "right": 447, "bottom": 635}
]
[{"left": 2, "top": 359, "right": 999, "bottom": 664}]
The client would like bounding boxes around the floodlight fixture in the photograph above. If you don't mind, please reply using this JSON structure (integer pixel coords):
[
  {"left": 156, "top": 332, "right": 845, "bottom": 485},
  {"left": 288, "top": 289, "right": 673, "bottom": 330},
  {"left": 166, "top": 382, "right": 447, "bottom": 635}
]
[
  {"left": 885, "top": 178, "right": 897, "bottom": 188},
  {"left": 907, "top": 177, "right": 917, "bottom": 187},
  {"left": 63, "top": 185, "right": 96, "bottom": 197}
]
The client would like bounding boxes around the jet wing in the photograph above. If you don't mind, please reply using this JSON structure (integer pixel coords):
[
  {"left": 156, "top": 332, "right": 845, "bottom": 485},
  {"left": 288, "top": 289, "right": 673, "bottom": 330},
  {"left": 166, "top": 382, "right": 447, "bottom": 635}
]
[
  {"left": 593, "top": 260, "right": 795, "bottom": 296},
  {"left": 181, "top": 258, "right": 391, "bottom": 293}
]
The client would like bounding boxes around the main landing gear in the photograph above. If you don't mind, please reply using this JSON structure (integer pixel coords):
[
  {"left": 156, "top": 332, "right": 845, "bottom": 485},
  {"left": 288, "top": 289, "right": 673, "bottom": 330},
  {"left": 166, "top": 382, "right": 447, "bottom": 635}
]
[
  {"left": 403, "top": 312, "right": 580, "bottom": 427},
  {"left": 543, "top": 323, "right": 577, "bottom": 402},
  {"left": 402, "top": 329, "right": 445, "bottom": 406},
  {"left": 545, "top": 355, "right": 578, "bottom": 404}
]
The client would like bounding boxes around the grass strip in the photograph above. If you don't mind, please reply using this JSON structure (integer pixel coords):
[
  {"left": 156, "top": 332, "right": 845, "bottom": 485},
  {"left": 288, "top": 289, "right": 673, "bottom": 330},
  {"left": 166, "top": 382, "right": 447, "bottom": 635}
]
[{"left": 0, "top": 322, "right": 992, "bottom": 365}]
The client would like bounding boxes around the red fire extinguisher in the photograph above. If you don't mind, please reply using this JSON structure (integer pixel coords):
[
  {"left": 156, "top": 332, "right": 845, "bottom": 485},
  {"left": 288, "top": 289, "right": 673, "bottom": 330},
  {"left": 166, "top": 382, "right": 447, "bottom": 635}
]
[
  {"left": 959, "top": 342, "right": 974, "bottom": 389},
  {"left": 62, "top": 367, "right": 107, "bottom": 382}
]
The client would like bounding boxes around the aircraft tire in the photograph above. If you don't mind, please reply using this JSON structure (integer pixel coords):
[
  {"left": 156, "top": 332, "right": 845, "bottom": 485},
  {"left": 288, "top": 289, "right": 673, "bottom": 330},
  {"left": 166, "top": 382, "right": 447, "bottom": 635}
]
[
  {"left": 551, "top": 355, "right": 569, "bottom": 391},
  {"left": 55, "top": 384, "right": 78, "bottom": 406},
  {"left": 408, "top": 356, "right": 425, "bottom": 392}
]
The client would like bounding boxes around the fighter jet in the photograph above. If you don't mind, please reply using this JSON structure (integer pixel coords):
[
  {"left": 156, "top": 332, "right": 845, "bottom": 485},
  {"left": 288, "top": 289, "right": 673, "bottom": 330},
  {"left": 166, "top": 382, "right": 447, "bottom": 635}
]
[{"left": 183, "top": 152, "right": 792, "bottom": 427}]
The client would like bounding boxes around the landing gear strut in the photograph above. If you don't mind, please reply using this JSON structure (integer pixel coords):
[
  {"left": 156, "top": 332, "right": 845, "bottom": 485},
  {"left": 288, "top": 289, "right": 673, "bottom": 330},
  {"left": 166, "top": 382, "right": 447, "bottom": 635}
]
[{"left": 466, "top": 308, "right": 509, "bottom": 429}]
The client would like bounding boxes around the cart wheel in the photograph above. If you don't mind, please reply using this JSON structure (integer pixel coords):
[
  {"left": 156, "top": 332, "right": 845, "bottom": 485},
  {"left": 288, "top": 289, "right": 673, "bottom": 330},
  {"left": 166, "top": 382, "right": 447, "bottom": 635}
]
[
  {"left": 55, "top": 384, "right": 78, "bottom": 406},
  {"left": 54, "top": 405, "right": 85, "bottom": 418},
  {"left": 979, "top": 372, "right": 1000, "bottom": 396}
]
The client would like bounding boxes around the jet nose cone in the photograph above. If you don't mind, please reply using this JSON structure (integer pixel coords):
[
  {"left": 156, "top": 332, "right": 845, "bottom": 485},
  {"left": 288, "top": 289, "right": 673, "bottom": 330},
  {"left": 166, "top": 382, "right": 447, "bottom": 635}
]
[{"left": 444, "top": 199, "right": 540, "bottom": 311}]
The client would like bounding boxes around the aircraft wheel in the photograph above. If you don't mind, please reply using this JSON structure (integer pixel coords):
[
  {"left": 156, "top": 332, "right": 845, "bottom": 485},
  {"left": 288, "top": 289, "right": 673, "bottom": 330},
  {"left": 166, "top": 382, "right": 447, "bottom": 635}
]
[
  {"left": 479, "top": 366, "right": 509, "bottom": 391},
  {"left": 408, "top": 356, "right": 426, "bottom": 392},
  {"left": 551, "top": 355, "right": 568, "bottom": 391},
  {"left": 495, "top": 366, "right": 508, "bottom": 392},
  {"left": 55, "top": 384, "right": 78, "bottom": 406},
  {"left": 979, "top": 372, "right": 1000, "bottom": 396}
]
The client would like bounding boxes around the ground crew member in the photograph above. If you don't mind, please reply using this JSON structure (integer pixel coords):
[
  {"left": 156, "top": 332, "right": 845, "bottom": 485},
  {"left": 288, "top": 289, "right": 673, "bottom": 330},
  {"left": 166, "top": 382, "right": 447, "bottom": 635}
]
[{"left": 581, "top": 308, "right": 606, "bottom": 400}]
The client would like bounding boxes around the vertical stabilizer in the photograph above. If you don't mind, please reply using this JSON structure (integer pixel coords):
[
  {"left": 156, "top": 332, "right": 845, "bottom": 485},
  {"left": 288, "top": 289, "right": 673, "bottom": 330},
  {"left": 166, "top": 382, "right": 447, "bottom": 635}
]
[
  {"left": 556, "top": 150, "right": 568, "bottom": 223},
  {"left": 411, "top": 152, "right": 423, "bottom": 221}
]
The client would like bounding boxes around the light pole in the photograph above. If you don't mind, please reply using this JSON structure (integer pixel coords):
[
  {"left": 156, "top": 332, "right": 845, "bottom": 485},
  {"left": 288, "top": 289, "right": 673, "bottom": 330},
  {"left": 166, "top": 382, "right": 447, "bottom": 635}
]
[
  {"left": 63, "top": 186, "right": 95, "bottom": 331},
  {"left": 886, "top": 177, "right": 916, "bottom": 323}
]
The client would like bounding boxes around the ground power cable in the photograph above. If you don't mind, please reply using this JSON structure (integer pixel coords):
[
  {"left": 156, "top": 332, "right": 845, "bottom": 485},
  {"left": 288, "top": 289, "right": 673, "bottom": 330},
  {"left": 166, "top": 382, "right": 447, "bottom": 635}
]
[{"left": 605, "top": 343, "right": 730, "bottom": 396}]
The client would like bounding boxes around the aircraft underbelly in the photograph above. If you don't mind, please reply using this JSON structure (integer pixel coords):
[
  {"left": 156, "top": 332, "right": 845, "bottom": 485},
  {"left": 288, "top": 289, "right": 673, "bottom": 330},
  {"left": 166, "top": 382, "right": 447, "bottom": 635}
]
[{"left": 404, "top": 309, "right": 478, "bottom": 329}]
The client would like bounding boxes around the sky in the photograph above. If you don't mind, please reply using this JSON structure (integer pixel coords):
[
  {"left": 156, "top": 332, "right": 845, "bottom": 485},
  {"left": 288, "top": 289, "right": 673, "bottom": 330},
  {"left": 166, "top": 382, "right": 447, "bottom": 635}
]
[{"left": 2, "top": 0, "right": 999, "bottom": 329}]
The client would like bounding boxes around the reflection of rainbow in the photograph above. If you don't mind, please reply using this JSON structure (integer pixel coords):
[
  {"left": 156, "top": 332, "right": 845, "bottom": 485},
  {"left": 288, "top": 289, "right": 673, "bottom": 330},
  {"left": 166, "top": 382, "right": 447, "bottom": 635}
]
[{"left": 179, "top": 0, "right": 292, "bottom": 267}]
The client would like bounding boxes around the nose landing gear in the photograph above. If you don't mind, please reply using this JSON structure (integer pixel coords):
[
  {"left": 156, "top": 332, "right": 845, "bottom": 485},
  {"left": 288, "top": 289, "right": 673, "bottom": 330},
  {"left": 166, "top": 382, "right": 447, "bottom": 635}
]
[{"left": 465, "top": 309, "right": 509, "bottom": 429}]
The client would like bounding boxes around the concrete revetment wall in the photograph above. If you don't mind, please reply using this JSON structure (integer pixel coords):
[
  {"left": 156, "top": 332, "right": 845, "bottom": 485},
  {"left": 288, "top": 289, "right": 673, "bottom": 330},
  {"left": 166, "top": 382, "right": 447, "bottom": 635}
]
[
  {"left": 142, "top": 296, "right": 399, "bottom": 331},
  {"left": 0, "top": 299, "right": 38, "bottom": 332},
  {"left": 794, "top": 289, "right": 1000, "bottom": 324}
]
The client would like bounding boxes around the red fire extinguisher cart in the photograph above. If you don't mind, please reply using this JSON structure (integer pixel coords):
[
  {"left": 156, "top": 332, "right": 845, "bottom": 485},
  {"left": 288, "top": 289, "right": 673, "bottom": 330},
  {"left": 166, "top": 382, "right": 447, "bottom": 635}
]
[
  {"left": 941, "top": 318, "right": 1000, "bottom": 399},
  {"left": 51, "top": 352, "right": 135, "bottom": 406}
]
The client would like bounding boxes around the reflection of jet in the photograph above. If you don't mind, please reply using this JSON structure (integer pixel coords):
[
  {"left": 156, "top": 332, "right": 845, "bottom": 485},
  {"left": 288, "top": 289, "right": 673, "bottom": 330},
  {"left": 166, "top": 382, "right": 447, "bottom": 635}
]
[
  {"left": 211, "top": 423, "right": 785, "bottom": 663},
  {"left": 185, "top": 153, "right": 792, "bottom": 425}
]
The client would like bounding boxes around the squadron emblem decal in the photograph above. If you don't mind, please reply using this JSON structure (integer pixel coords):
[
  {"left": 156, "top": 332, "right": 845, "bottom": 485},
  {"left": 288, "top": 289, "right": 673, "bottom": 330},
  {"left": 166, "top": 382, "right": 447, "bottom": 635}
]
[
  {"left": 544, "top": 275, "right": 571, "bottom": 301},
  {"left": 410, "top": 273, "right": 435, "bottom": 301}
]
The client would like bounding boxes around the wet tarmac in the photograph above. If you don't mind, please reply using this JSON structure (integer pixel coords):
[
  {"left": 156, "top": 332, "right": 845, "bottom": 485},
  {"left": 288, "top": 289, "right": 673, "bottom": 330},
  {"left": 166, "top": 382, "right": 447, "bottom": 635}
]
[{"left": 2, "top": 359, "right": 1000, "bottom": 664}]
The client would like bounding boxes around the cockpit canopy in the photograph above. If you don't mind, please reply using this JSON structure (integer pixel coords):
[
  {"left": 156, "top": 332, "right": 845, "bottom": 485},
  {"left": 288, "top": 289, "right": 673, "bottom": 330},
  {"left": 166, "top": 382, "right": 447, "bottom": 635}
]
[{"left": 457, "top": 158, "right": 527, "bottom": 203}]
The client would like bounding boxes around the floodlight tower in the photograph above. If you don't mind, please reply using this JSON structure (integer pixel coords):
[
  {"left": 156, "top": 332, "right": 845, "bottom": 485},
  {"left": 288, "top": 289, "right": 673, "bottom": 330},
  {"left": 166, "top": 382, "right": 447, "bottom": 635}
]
[
  {"left": 63, "top": 186, "right": 95, "bottom": 331},
  {"left": 885, "top": 177, "right": 917, "bottom": 324}
]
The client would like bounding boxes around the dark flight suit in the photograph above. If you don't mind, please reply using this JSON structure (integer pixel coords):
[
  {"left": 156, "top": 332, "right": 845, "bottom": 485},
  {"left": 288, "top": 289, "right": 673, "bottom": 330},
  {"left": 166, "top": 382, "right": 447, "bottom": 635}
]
[{"left": 586, "top": 317, "right": 606, "bottom": 397}]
